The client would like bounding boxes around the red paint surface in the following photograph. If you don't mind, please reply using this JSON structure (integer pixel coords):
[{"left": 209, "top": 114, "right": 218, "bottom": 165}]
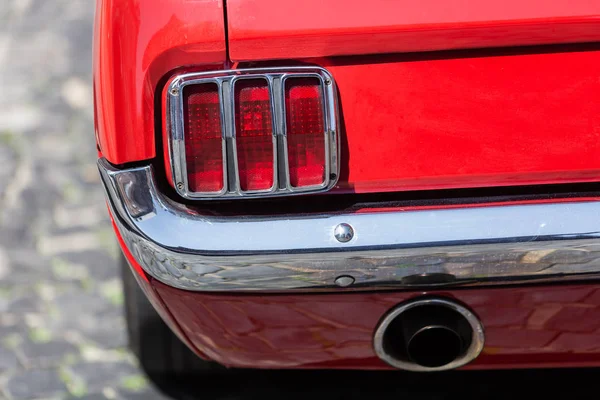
[
  {"left": 93, "top": 0, "right": 226, "bottom": 165},
  {"left": 227, "top": 0, "right": 600, "bottom": 61},
  {"left": 152, "top": 281, "right": 600, "bottom": 370},
  {"left": 323, "top": 48, "right": 600, "bottom": 193}
]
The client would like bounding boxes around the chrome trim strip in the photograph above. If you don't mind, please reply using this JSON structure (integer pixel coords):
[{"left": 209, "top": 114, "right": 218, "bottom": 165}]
[
  {"left": 373, "top": 298, "right": 485, "bottom": 372},
  {"left": 99, "top": 158, "right": 600, "bottom": 292},
  {"left": 166, "top": 67, "right": 340, "bottom": 200}
]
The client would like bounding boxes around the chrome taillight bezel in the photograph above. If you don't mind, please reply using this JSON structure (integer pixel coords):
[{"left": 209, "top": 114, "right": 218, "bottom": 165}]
[{"left": 166, "top": 67, "right": 339, "bottom": 200}]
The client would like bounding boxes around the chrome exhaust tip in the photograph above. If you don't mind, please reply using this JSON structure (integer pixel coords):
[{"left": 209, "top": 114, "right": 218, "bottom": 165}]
[{"left": 373, "top": 298, "right": 484, "bottom": 372}]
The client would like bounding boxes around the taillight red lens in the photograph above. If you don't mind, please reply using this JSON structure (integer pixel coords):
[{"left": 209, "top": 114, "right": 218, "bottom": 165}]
[
  {"left": 183, "top": 83, "right": 224, "bottom": 192},
  {"left": 285, "top": 78, "right": 326, "bottom": 187},
  {"left": 234, "top": 79, "right": 274, "bottom": 191}
]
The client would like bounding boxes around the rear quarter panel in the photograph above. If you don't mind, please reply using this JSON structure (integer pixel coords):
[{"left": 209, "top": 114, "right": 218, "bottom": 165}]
[{"left": 93, "top": 0, "right": 227, "bottom": 164}]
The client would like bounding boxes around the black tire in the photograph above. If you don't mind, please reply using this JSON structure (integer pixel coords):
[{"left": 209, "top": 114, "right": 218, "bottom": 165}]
[{"left": 120, "top": 253, "right": 221, "bottom": 378}]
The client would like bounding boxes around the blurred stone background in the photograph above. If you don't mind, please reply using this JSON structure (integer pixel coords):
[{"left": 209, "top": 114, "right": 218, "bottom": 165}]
[
  {"left": 0, "top": 1, "right": 169, "bottom": 398},
  {"left": 2, "top": 1, "right": 600, "bottom": 399}
]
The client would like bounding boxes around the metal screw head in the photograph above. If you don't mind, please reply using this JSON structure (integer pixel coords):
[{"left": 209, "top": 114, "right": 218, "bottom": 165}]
[
  {"left": 170, "top": 87, "right": 179, "bottom": 96},
  {"left": 176, "top": 182, "right": 184, "bottom": 190},
  {"left": 334, "top": 223, "right": 354, "bottom": 243},
  {"left": 335, "top": 275, "right": 355, "bottom": 287},
  {"left": 324, "top": 78, "right": 332, "bottom": 85}
]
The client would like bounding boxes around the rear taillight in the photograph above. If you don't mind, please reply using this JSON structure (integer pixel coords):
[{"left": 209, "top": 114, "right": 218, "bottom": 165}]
[
  {"left": 168, "top": 68, "right": 338, "bottom": 199},
  {"left": 234, "top": 80, "right": 275, "bottom": 192},
  {"left": 285, "top": 78, "right": 326, "bottom": 188},
  {"left": 183, "top": 83, "right": 225, "bottom": 193}
]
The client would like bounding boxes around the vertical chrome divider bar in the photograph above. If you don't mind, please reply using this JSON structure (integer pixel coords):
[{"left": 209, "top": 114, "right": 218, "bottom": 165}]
[
  {"left": 221, "top": 78, "right": 237, "bottom": 193},
  {"left": 324, "top": 76, "right": 339, "bottom": 182},
  {"left": 180, "top": 82, "right": 191, "bottom": 193},
  {"left": 279, "top": 74, "right": 293, "bottom": 191},
  {"left": 272, "top": 75, "right": 288, "bottom": 190},
  {"left": 265, "top": 75, "right": 280, "bottom": 192},
  {"left": 216, "top": 79, "right": 229, "bottom": 194},
  {"left": 316, "top": 75, "right": 330, "bottom": 189},
  {"left": 319, "top": 75, "right": 332, "bottom": 184},
  {"left": 169, "top": 78, "right": 187, "bottom": 192},
  {"left": 228, "top": 78, "right": 242, "bottom": 194}
]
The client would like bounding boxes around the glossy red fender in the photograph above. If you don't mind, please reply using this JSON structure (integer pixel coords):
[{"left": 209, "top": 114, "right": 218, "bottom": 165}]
[
  {"left": 227, "top": 0, "right": 600, "bottom": 61},
  {"left": 93, "top": 0, "right": 227, "bottom": 165}
]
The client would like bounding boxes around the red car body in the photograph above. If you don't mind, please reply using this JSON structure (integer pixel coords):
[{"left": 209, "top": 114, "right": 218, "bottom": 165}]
[{"left": 94, "top": 0, "right": 600, "bottom": 371}]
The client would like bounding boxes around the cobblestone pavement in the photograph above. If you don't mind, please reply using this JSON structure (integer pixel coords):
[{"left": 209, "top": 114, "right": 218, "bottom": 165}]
[{"left": 0, "top": 1, "right": 169, "bottom": 398}]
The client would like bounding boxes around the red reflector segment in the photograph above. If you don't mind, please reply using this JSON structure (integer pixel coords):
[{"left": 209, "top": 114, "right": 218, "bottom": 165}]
[
  {"left": 285, "top": 78, "right": 326, "bottom": 187},
  {"left": 183, "top": 83, "right": 224, "bottom": 193},
  {"left": 234, "top": 80, "right": 275, "bottom": 191}
]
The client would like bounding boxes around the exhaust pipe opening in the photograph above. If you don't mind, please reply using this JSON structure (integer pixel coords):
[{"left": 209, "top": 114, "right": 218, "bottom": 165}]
[
  {"left": 374, "top": 298, "right": 484, "bottom": 372},
  {"left": 407, "top": 326, "right": 463, "bottom": 368}
]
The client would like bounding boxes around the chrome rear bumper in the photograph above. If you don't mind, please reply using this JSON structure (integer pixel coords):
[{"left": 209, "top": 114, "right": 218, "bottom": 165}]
[{"left": 99, "top": 157, "right": 600, "bottom": 292}]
